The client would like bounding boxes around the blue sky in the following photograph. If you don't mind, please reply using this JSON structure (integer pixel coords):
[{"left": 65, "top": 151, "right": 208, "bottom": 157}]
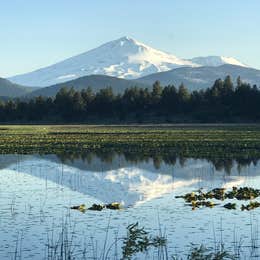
[{"left": 1, "top": 0, "right": 259, "bottom": 77}]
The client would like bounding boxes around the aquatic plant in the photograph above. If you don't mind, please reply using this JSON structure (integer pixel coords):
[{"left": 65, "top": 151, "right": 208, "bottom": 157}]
[
  {"left": 186, "top": 245, "right": 235, "bottom": 260},
  {"left": 176, "top": 187, "right": 260, "bottom": 211},
  {"left": 223, "top": 203, "right": 236, "bottom": 210},
  {"left": 225, "top": 187, "right": 260, "bottom": 200},
  {"left": 70, "top": 202, "right": 122, "bottom": 212},
  {"left": 106, "top": 202, "right": 122, "bottom": 210},
  {"left": 121, "top": 222, "right": 167, "bottom": 259},
  {"left": 1, "top": 125, "right": 260, "bottom": 160},
  {"left": 88, "top": 203, "right": 105, "bottom": 211},
  {"left": 70, "top": 204, "right": 86, "bottom": 212},
  {"left": 189, "top": 200, "right": 217, "bottom": 210},
  {"left": 241, "top": 201, "right": 260, "bottom": 211}
]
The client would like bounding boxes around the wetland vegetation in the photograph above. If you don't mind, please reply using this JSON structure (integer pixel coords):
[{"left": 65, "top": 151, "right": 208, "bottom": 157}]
[
  {"left": 0, "top": 124, "right": 260, "bottom": 159},
  {"left": 1, "top": 124, "right": 260, "bottom": 259},
  {"left": 176, "top": 187, "right": 260, "bottom": 211}
]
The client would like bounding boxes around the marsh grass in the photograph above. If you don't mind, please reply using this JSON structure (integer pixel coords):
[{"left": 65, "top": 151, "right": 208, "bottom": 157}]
[
  {"left": 185, "top": 245, "right": 235, "bottom": 260},
  {"left": 13, "top": 231, "right": 23, "bottom": 260},
  {"left": 40, "top": 213, "right": 241, "bottom": 260},
  {"left": 46, "top": 219, "right": 77, "bottom": 260},
  {"left": 121, "top": 222, "right": 167, "bottom": 259},
  {"left": 12, "top": 213, "right": 260, "bottom": 260}
]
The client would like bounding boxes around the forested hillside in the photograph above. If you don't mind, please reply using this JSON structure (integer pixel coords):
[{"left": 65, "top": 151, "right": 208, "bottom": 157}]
[{"left": 0, "top": 76, "right": 259, "bottom": 123}]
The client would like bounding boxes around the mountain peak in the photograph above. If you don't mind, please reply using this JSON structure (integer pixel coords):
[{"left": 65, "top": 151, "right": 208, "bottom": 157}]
[
  {"left": 103, "top": 36, "right": 143, "bottom": 50},
  {"left": 117, "top": 36, "right": 136, "bottom": 42},
  {"left": 9, "top": 37, "right": 196, "bottom": 87},
  {"left": 109, "top": 36, "right": 136, "bottom": 45}
]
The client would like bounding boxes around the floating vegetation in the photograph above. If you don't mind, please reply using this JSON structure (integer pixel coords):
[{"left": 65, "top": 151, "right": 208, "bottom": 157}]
[
  {"left": 188, "top": 200, "right": 217, "bottom": 210},
  {"left": 176, "top": 187, "right": 260, "bottom": 211},
  {"left": 88, "top": 203, "right": 105, "bottom": 211},
  {"left": 177, "top": 187, "right": 260, "bottom": 202},
  {"left": 225, "top": 187, "right": 260, "bottom": 200},
  {"left": 106, "top": 202, "right": 122, "bottom": 210},
  {"left": 70, "top": 202, "right": 122, "bottom": 212},
  {"left": 176, "top": 188, "right": 226, "bottom": 202},
  {"left": 223, "top": 203, "right": 237, "bottom": 210},
  {"left": 70, "top": 204, "right": 86, "bottom": 212},
  {"left": 241, "top": 201, "right": 260, "bottom": 211}
]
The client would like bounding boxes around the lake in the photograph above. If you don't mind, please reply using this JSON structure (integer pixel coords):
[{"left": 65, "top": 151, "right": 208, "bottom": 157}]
[{"left": 0, "top": 152, "right": 260, "bottom": 259}]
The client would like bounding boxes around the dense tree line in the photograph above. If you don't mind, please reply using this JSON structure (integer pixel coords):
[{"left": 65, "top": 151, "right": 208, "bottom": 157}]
[{"left": 0, "top": 76, "right": 260, "bottom": 122}]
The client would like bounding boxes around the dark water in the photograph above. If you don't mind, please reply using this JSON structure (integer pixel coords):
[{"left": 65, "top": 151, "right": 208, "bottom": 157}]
[{"left": 0, "top": 152, "right": 260, "bottom": 259}]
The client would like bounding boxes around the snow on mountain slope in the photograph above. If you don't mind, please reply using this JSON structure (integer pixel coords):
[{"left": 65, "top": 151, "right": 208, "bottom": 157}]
[
  {"left": 9, "top": 36, "right": 197, "bottom": 87},
  {"left": 9, "top": 37, "right": 250, "bottom": 87},
  {"left": 189, "top": 56, "right": 248, "bottom": 67}
]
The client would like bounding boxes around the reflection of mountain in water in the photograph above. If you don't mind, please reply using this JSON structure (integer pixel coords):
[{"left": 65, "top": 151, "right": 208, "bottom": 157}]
[
  {"left": 0, "top": 152, "right": 259, "bottom": 176},
  {"left": 0, "top": 154, "right": 34, "bottom": 169},
  {"left": 6, "top": 158, "right": 178, "bottom": 206},
  {"left": 3, "top": 154, "right": 260, "bottom": 207}
]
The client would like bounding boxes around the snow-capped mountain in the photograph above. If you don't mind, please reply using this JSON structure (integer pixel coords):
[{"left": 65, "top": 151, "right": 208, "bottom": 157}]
[
  {"left": 9, "top": 36, "right": 197, "bottom": 87},
  {"left": 9, "top": 36, "right": 249, "bottom": 87},
  {"left": 189, "top": 56, "right": 247, "bottom": 67}
]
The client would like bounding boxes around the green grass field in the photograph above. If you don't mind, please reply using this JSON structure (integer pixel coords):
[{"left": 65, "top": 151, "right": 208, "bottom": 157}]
[{"left": 0, "top": 124, "right": 259, "bottom": 158}]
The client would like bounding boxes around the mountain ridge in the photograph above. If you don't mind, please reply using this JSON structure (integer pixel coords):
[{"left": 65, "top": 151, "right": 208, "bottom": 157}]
[
  {"left": 189, "top": 56, "right": 247, "bottom": 67},
  {"left": 0, "top": 78, "right": 38, "bottom": 97},
  {"left": 25, "top": 64, "right": 260, "bottom": 97},
  {"left": 9, "top": 36, "right": 249, "bottom": 87},
  {"left": 138, "top": 64, "right": 260, "bottom": 91},
  {"left": 27, "top": 74, "right": 149, "bottom": 97}
]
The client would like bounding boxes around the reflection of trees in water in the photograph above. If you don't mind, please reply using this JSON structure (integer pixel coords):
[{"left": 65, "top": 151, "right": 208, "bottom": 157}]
[
  {"left": 55, "top": 149, "right": 260, "bottom": 174},
  {"left": 210, "top": 158, "right": 234, "bottom": 174},
  {"left": 210, "top": 157, "right": 259, "bottom": 175}
]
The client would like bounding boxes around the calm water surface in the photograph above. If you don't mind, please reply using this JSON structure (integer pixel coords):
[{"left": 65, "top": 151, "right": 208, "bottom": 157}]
[{"left": 0, "top": 153, "right": 260, "bottom": 259}]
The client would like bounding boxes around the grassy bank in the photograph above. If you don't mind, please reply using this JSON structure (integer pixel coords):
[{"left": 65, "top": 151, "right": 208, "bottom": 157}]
[{"left": 0, "top": 124, "right": 259, "bottom": 158}]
